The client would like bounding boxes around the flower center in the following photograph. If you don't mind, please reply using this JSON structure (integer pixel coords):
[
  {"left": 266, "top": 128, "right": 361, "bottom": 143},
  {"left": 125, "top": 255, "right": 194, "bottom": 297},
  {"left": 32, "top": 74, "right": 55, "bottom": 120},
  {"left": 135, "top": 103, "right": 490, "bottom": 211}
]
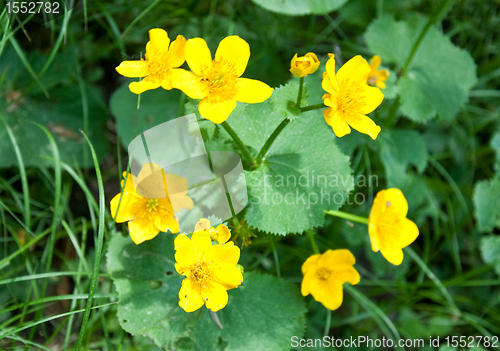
[
  {"left": 191, "top": 260, "right": 212, "bottom": 284},
  {"left": 337, "top": 79, "right": 367, "bottom": 113},
  {"left": 146, "top": 198, "right": 158, "bottom": 211},
  {"left": 367, "top": 75, "right": 378, "bottom": 86},
  {"left": 316, "top": 267, "right": 331, "bottom": 280},
  {"left": 202, "top": 59, "right": 238, "bottom": 102},
  {"left": 146, "top": 53, "right": 170, "bottom": 78},
  {"left": 296, "top": 60, "right": 311, "bottom": 70}
]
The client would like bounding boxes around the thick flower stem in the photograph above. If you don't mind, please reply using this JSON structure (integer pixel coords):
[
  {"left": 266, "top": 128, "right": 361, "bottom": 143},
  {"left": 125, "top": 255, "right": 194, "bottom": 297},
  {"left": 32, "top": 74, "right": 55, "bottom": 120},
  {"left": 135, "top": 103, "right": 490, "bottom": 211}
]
[
  {"left": 324, "top": 210, "right": 369, "bottom": 225},
  {"left": 221, "top": 121, "right": 253, "bottom": 164},
  {"left": 307, "top": 229, "right": 320, "bottom": 255},
  {"left": 252, "top": 118, "right": 290, "bottom": 169},
  {"left": 299, "top": 103, "right": 325, "bottom": 112},
  {"left": 296, "top": 77, "right": 304, "bottom": 107}
]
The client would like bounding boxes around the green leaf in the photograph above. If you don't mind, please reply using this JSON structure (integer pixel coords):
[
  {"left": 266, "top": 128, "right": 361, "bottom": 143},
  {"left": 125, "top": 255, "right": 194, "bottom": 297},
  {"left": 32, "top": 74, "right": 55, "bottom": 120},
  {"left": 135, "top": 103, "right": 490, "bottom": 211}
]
[
  {"left": 110, "top": 83, "right": 182, "bottom": 147},
  {"left": 365, "top": 15, "right": 477, "bottom": 122},
  {"left": 473, "top": 178, "right": 500, "bottom": 233},
  {"left": 379, "top": 129, "right": 428, "bottom": 188},
  {"left": 490, "top": 131, "right": 500, "bottom": 172},
  {"left": 250, "top": 0, "right": 347, "bottom": 16},
  {"left": 270, "top": 82, "right": 308, "bottom": 121},
  {"left": 107, "top": 233, "right": 306, "bottom": 350},
  {"left": 0, "top": 85, "right": 109, "bottom": 168},
  {"left": 243, "top": 115, "right": 353, "bottom": 235},
  {"left": 479, "top": 235, "right": 500, "bottom": 277}
]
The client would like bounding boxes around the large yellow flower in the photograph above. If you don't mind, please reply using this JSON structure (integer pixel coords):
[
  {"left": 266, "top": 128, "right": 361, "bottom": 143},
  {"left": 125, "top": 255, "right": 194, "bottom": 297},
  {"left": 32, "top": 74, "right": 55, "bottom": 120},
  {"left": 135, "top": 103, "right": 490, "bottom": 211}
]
[
  {"left": 116, "top": 28, "right": 186, "bottom": 94},
  {"left": 301, "top": 249, "right": 360, "bottom": 310},
  {"left": 175, "top": 232, "right": 243, "bottom": 312},
  {"left": 367, "top": 55, "right": 390, "bottom": 89},
  {"left": 322, "top": 54, "right": 384, "bottom": 140},
  {"left": 290, "top": 52, "right": 320, "bottom": 78},
  {"left": 110, "top": 163, "right": 193, "bottom": 245},
  {"left": 368, "top": 188, "right": 419, "bottom": 265},
  {"left": 171, "top": 36, "right": 274, "bottom": 124}
]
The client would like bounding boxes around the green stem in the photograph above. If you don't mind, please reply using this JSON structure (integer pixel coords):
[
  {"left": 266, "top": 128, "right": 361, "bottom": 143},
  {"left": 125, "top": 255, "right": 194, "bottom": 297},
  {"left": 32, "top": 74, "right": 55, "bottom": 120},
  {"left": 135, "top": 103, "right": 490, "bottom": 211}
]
[
  {"left": 307, "top": 230, "right": 320, "bottom": 255},
  {"left": 296, "top": 77, "right": 304, "bottom": 107},
  {"left": 401, "top": 0, "right": 453, "bottom": 75},
  {"left": 269, "top": 235, "right": 281, "bottom": 278},
  {"left": 252, "top": 118, "right": 290, "bottom": 168},
  {"left": 221, "top": 121, "right": 253, "bottom": 164},
  {"left": 325, "top": 210, "right": 369, "bottom": 225},
  {"left": 300, "top": 103, "right": 325, "bottom": 112},
  {"left": 324, "top": 309, "right": 332, "bottom": 337}
]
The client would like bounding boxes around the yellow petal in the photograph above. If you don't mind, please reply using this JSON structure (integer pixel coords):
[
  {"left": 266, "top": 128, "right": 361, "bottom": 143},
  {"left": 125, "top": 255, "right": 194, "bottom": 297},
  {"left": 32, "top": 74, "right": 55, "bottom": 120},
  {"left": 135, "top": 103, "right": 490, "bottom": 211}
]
[
  {"left": 110, "top": 185, "right": 140, "bottom": 223},
  {"left": 359, "top": 85, "right": 384, "bottom": 114},
  {"left": 332, "top": 266, "right": 360, "bottom": 285},
  {"left": 383, "top": 188, "right": 409, "bottom": 218},
  {"left": 164, "top": 173, "right": 193, "bottom": 212},
  {"left": 380, "top": 247, "right": 404, "bottom": 266},
  {"left": 345, "top": 112, "right": 381, "bottom": 140},
  {"left": 166, "top": 35, "right": 186, "bottom": 68},
  {"left": 192, "top": 231, "right": 213, "bottom": 255},
  {"left": 325, "top": 54, "right": 336, "bottom": 77},
  {"left": 376, "top": 81, "right": 386, "bottom": 89},
  {"left": 148, "top": 28, "right": 170, "bottom": 52},
  {"left": 290, "top": 67, "right": 306, "bottom": 78},
  {"left": 215, "top": 224, "right": 231, "bottom": 244},
  {"left": 195, "top": 218, "right": 211, "bottom": 231},
  {"left": 301, "top": 269, "right": 316, "bottom": 296},
  {"left": 336, "top": 55, "right": 371, "bottom": 85},
  {"left": 301, "top": 254, "right": 321, "bottom": 275},
  {"left": 324, "top": 108, "right": 351, "bottom": 138},
  {"left": 179, "top": 278, "right": 204, "bottom": 312},
  {"left": 206, "top": 241, "right": 240, "bottom": 266},
  {"left": 185, "top": 38, "right": 212, "bottom": 76},
  {"left": 290, "top": 53, "right": 298, "bottom": 67},
  {"left": 307, "top": 60, "right": 321, "bottom": 75},
  {"left": 198, "top": 98, "right": 237, "bottom": 124},
  {"left": 160, "top": 76, "right": 173, "bottom": 90},
  {"left": 397, "top": 218, "right": 419, "bottom": 248},
  {"left": 115, "top": 61, "right": 148, "bottom": 78},
  {"left": 128, "top": 216, "right": 160, "bottom": 244},
  {"left": 129, "top": 78, "right": 161, "bottom": 94},
  {"left": 370, "top": 55, "right": 382, "bottom": 71},
  {"left": 215, "top": 35, "right": 250, "bottom": 77},
  {"left": 174, "top": 234, "right": 197, "bottom": 267},
  {"left": 171, "top": 69, "right": 207, "bottom": 99},
  {"left": 212, "top": 263, "right": 243, "bottom": 289},
  {"left": 322, "top": 74, "right": 337, "bottom": 94},
  {"left": 233, "top": 78, "right": 273, "bottom": 104},
  {"left": 318, "top": 249, "right": 356, "bottom": 268},
  {"left": 201, "top": 281, "right": 228, "bottom": 312},
  {"left": 368, "top": 221, "right": 381, "bottom": 252},
  {"left": 154, "top": 202, "right": 179, "bottom": 234},
  {"left": 311, "top": 278, "right": 344, "bottom": 311}
]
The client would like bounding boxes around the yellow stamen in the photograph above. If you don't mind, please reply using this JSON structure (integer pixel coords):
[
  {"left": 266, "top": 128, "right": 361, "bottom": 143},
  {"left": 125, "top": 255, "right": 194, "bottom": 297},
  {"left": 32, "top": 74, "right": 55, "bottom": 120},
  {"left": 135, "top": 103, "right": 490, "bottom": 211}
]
[
  {"left": 316, "top": 267, "right": 331, "bottom": 280},
  {"left": 201, "top": 58, "right": 238, "bottom": 103},
  {"left": 146, "top": 198, "right": 158, "bottom": 211},
  {"left": 190, "top": 260, "right": 212, "bottom": 284},
  {"left": 337, "top": 78, "right": 367, "bottom": 113}
]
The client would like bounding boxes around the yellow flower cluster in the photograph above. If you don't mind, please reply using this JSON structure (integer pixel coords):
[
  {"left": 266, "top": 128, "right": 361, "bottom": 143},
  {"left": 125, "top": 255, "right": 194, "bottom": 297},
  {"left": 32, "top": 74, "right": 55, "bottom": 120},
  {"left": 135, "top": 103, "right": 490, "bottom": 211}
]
[{"left": 116, "top": 29, "right": 273, "bottom": 124}]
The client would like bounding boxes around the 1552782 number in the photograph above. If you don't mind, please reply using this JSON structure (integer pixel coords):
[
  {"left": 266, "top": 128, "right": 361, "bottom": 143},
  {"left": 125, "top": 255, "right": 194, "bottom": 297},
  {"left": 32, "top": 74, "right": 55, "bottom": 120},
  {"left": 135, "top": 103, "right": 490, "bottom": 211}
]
[
  {"left": 6, "top": 2, "right": 60, "bottom": 14},
  {"left": 445, "top": 335, "right": 498, "bottom": 348}
]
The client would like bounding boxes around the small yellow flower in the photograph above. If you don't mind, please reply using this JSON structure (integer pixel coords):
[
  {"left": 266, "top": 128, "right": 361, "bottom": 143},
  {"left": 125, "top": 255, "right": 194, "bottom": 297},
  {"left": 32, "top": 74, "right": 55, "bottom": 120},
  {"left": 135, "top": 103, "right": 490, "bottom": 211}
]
[
  {"left": 368, "top": 188, "right": 419, "bottom": 265},
  {"left": 194, "top": 218, "right": 231, "bottom": 244},
  {"left": 290, "top": 52, "right": 320, "bottom": 78},
  {"left": 110, "top": 163, "right": 193, "bottom": 245},
  {"left": 367, "top": 55, "right": 390, "bottom": 89},
  {"left": 322, "top": 54, "right": 384, "bottom": 140},
  {"left": 116, "top": 28, "right": 186, "bottom": 94},
  {"left": 301, "top": 249, "right": 360, "bottom": 310},
  {"left": 175, "top": 233, "right": 243, "bottom": 312},
  {"left": 171, "top": 35, "right": 274, "bottom": 124}
]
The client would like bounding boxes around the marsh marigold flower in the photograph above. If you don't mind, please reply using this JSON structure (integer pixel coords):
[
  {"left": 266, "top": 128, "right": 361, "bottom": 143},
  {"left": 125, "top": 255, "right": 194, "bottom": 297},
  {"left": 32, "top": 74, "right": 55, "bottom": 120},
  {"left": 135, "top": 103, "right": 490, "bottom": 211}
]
[
  {"left": 110, "top": 163, "right": 193, "bottom": 245},
  {"left": 322, "top": 54, "right": 384, "bottom": 140},
  {"left": 301, "top": 249, "right": 360, "bottom": 310},
  {"left": 171, "top": 36, "right": 273, "bottom": 124},
  {"left": 290, "top": 52, "right": 320, "bottom": 78},
  {"left": 194, "top": 218, "right": 231, "bottom": 244},
  {"left": 116, "top": 28, "right": 186, "bottom": 94},
  {"left": 368, "top": 188, "right": 419, "bottom": 265},
  {"left": 367, "top": 55, "right": 390, "bottom": 89},
  {"left": 174, "top": 232, "right": 243, "bottom": 312}
]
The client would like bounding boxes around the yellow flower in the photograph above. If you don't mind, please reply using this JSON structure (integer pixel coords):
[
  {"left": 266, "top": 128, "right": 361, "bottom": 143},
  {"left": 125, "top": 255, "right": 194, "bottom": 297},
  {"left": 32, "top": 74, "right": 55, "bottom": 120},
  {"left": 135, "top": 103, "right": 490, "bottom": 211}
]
[
  {"left": 110, "top": 163, "right": 193, "bottom": 245},
  {"left": 194, "top": 218, "right": 231, "bottom": 244},
  {"left": 171, "top": 36, "right": 274, "bottom": 124},
  {"left": 322, "top": 54, "right": 384, "bottom": 140},
  {"left": 367, "top": 55, "right": 390, "bottom": 89},
  {"left": 174, "top": 233, "right": 243, "bottom": 312},
  {"left": 301, "top": 249, "right": 360, "bottom": 310},
  {"left": 290, "top": 52, "right": 320, "bottom": 78},
  {"left": 116, "top": 28, "right": 186, "bottom": 94},
  {"left": 368, "top": 188, "right": 419, "bottom": 265}
]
